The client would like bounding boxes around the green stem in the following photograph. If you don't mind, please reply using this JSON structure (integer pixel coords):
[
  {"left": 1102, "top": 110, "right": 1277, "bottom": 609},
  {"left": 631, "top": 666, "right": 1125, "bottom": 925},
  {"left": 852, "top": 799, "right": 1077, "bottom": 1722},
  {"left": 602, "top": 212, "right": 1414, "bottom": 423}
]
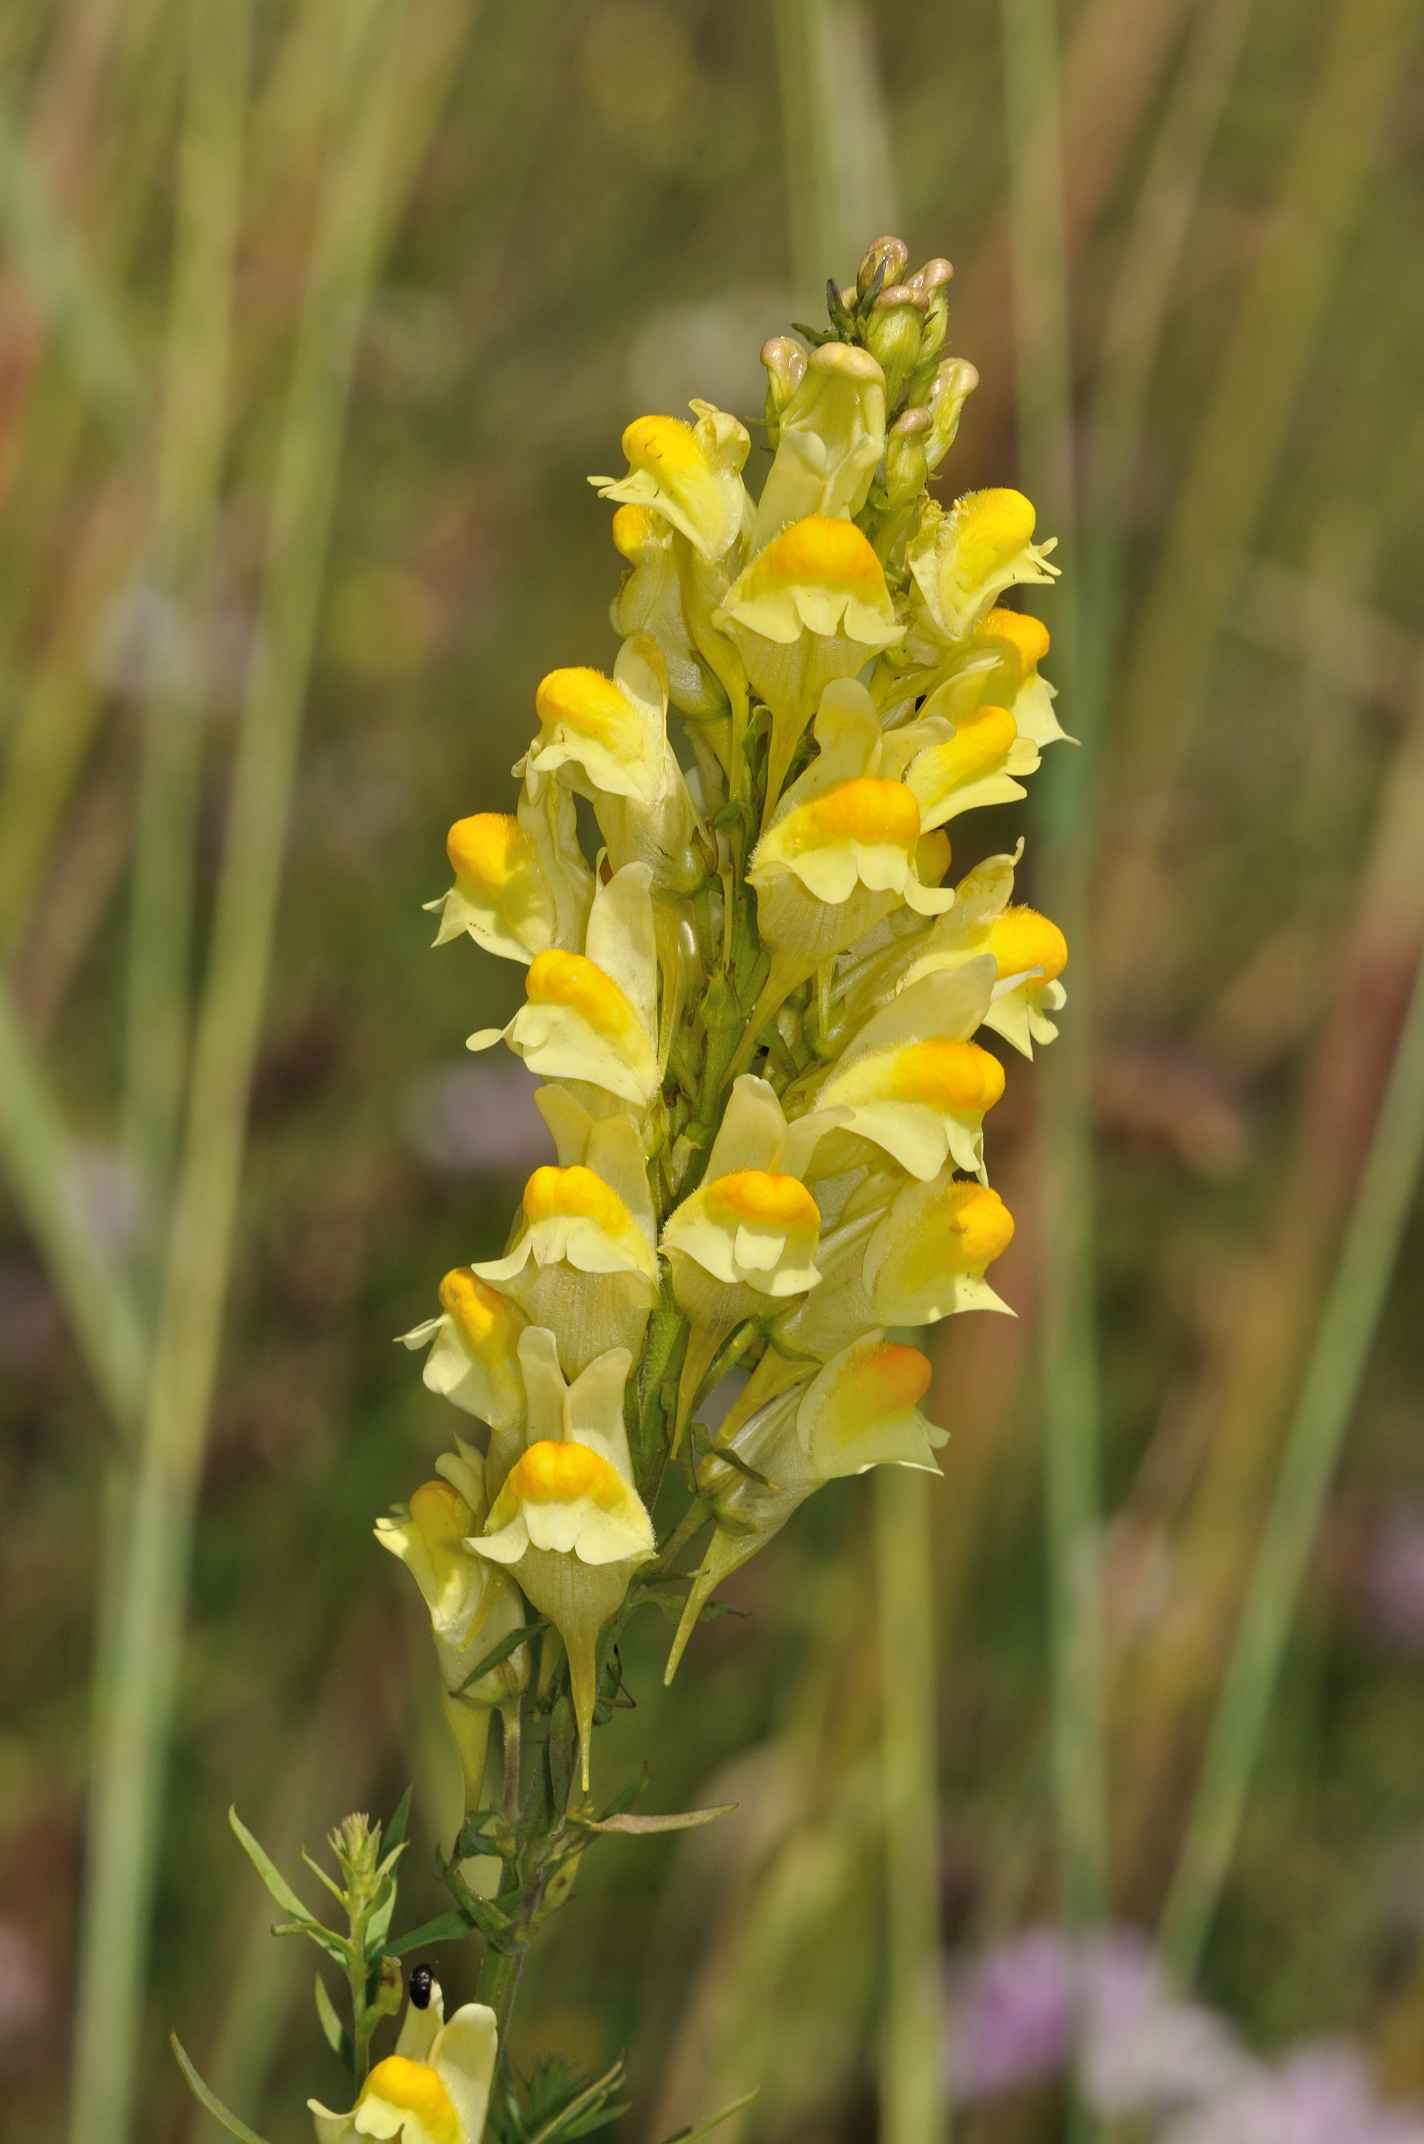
[
  {"left": 1158, "top": 922, "right": 1424, "bottom": 1985},
  {"left": 122, "top": 0, "right": 253, "bottom": 1295},
  {"left": 1001, "top": 0, "right": 1109, "bottom": 1971},
  {"left": 876, "top": 1467, "right": 947, "bottom": 2144}
]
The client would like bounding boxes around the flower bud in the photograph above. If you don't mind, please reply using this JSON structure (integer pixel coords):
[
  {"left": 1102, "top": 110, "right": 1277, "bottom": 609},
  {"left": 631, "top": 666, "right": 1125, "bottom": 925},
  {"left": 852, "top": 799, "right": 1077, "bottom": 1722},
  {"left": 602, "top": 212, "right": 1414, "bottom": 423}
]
[
  {"left": 925, "top": 357, "right": 980, "bottom": 474},
  {"left": 882, "top": 407, "right": 931, "bottom": 510},
  {"left": 865, "top": 284, "right": 928, "bottom": 407},
  {"left": 856, "top": 234, "right": 910, "bottom": 301},
  {"left": 760, "top": 335, "right": 807, "bottom": 447}
]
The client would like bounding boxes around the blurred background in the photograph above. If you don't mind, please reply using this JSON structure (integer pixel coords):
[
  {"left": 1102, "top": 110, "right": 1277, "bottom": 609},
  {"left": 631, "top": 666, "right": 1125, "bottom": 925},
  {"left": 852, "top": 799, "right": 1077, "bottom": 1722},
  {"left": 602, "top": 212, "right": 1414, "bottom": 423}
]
[{"left": 3, "top": 0, "right": 1423, "bottom": 2138}]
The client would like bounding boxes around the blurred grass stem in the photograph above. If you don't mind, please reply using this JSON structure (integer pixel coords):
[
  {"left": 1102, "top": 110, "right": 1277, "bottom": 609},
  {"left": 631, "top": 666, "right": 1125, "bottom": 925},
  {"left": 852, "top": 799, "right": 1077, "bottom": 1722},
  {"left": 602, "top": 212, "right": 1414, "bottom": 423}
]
[
  {"left": 67, "top": 5, "right": 407, "bottom": 2135},
  {"left": 774, "top": 6, "right": 943, "bottom": 2133},
  {"left": 1159, "top": 771, "right": 1424, "bottom": 1984},
  {"left": 0, "top": 984, "right": 145, "bottom": 1433},
  {"left": 1001, "top": 0, "right": 1109, "bottom": 1979},
  {"left": 122, "top": 0, "right": 253, "bottom": 1282}
]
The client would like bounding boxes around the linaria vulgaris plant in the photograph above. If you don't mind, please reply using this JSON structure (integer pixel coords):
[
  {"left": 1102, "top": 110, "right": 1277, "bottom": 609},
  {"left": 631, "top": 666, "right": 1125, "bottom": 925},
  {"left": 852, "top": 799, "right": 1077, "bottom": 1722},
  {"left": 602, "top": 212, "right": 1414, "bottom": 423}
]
[{"left": 176, "top": 234, "right": 1070, "bottom": 2144}]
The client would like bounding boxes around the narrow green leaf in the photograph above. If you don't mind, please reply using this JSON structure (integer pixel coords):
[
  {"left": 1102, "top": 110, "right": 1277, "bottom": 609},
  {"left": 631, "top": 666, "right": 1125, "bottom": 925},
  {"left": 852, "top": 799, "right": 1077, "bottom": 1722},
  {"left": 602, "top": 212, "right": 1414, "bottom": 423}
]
[
  {"left": 384, "top": 1909, "right": 473, "bottom": 1959},
  {"left": 270, "top": 1916, "right": 348, "bottom": 1966},
  {"left": 170, "top": 2034, "right": 277, "bottom": 2144},
  {"left": 300, "top": 1848, "right": 349, "bottom": 1908},
  {"left": 658, "top": 2087, "right": 760, "bottom": 2143},
  {"left": 456, "top": 1619, "right": 546, "bottom": 1692},
  {"left": 383, "top": 1783, "right": 414, "bottom": 1856},
  {"left": 525, "top": 2060, "right": 628, "bottom": 2144},
  {"left": 313, "top": 1973, "right": 348, "bottom": 2064},
  {"left": 228, "top": 1805, "right": 312, "bottom": 1920},
  {"left": 575, "top": 1804, "right": 735, "bottom": 1837}
]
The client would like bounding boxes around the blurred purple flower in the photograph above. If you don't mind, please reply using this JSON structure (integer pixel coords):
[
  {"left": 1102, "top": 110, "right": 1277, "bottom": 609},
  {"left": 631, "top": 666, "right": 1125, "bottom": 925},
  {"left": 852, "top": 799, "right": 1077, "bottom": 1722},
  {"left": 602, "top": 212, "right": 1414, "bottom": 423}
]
[
  {"left": 1365, "top": 1513, "right": 1424, "bottom": 1648},
  {"left": 1162, "top": 2044, "right": 1424, "bottom": 2144},
  {"left": 949, "top": 1928, "right": 1073, "bottom": 2097},
  {"left": 949, "top": 1925, "right": 1246, "bottom": 2116}
]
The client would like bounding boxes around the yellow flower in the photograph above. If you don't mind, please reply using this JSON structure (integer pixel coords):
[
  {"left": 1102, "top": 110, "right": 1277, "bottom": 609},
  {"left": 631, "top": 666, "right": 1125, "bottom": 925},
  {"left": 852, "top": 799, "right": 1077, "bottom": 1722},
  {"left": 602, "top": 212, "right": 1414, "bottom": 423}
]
[
  {"left": 468, "top": 861, "right": 661, "bottom": 1108},
  {"left": 887, "top": 848, "right": 1069, "bottom": 1057},
  {"left": 665, "top": 1332, "right": 946, "bottom": 1679},
  {"left": 398, "top": 1269, "right": 526, "bottom": 1438},
  {"left": 715, "top": 513, "right": 903, "bottom": 735},
  {"left": 310, "top": 1980, "right": 497, "bottom": 2144},
  {"left": 609, "top": 505, "right": 726, "bottom": 721},
  {"left": 590, "top": 401, "right": 752, "bottom": 562},
  {"left": 375, "top": 1453, "right": 529, "bottom": 1807},
  {"left": 747, "top": 680, "right": 953, "bottom": 987},
  {"left": 427, "top": 774, "right": 593, "bottom": 965},
  {"left": 907, "top": 487, "right": 1059, "bottom": 643},
  {"left": 773, "top": 1169, "right": 1016, "bottom": 1360},
  {"left": 474, "top": 1089, "right": 658, "bottom": 1376},
  {"left": 472, "top": 1329, "right": 653, "bottom": 1789},
  {"left": 804, "top": 960, "right": 1005, "bottom": 1180},
  {"left": 752, "top": 342, "right": 887, "bottom": 544},
  {"left": 660, "top": 1075, "right": 832, "bottom": 1440}
]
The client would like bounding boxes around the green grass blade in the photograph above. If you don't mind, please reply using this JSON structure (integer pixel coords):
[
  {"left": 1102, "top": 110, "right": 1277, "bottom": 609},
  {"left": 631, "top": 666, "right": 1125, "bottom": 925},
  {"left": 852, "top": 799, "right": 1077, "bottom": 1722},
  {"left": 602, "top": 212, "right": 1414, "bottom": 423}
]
[
  {"left": 66, "top": 7, "right": 413, "bottom": 2136},
  {"left": 1159, "top": 902, "right": 1424, "bottom": 1983}
]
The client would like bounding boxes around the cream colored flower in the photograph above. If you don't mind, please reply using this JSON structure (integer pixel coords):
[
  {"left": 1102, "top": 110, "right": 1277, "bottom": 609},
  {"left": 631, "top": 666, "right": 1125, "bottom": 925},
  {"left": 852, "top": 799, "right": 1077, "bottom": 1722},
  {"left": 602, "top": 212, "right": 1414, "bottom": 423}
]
[
  {"left": 804, "top": 960, "right": 1005, "bottom": 1181},
  {"left": 666, "top": 1332, "right": 946, "bottom": 1679},
  {"left": 375, "top": 1447, "right": 529, "bottom": 1805},
  {"left": 474, "top": 1089, "right": 658, "bottom": 1376},
  {"left": 309, "top": 1980, "right": 497, "bottom": 2144},
  {"left": 398, "top": 1270, "right": 526, "bottom": 1438},
  {"left": 467, "top": 862, "right": 660, "bottom": 1108},
  {"left": 715, "top": 513, "right": 903, "bottom": 740},
  {"left": 426, "top": 774, "right": 592, "bottom": 965},
  {"left": 894, "top": 849, "right": 1069, "bottom": 1057},
  {"left": 752, "top": 342, "right": 887, "bottom": 545},
  {"left": 907, "top": 487, "right": 1058, "bottom": 644},
  {"left": 472, "top": 1329, "right": 653, "bottom": 1789},
  {"left": 774, "top": 1168, "right": 1016, "bottom": 1361},
  {"left": 608, "top": 504, "right": 727, "bottom": 721},
  {"left": 747, "top": 679, "right": 952, "bottom": 981},
  {"left": 590, "top": 402, "right": 752, "bottom": 562}
]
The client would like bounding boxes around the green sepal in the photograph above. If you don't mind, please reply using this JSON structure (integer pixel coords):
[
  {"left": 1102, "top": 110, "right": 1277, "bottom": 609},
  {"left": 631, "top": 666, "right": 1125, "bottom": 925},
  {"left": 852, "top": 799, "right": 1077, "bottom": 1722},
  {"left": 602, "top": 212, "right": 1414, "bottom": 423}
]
[{"left": 456, "top": 1619, "right": 547, "bottom": 1693}]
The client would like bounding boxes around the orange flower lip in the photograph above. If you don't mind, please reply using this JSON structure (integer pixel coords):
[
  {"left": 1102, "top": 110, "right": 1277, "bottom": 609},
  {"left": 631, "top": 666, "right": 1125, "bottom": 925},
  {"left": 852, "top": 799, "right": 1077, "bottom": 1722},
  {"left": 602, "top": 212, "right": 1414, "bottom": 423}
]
[
  {"left": 842, "top": 1340, "right": 933, "bottom": 1413},
  {"left": 509, "top": 1438, "right": 624, "bottom": 1508},
  {"left": 360, "top": 2055, "right": 460, "bottom": 2142},
  {"left": 918, "top": 704, "right": 1017, "bottom": 787},
  {"left": 439, "top": 1267, "right": 518, "bottom": 1348},
  {"left": 522, "top": 1163, "right": 635, "bottom": 1235},
  {"left": 980, "top": 605, "right": 1050, "bottom": 673},
  {"left": 988, "top": 906, "right": 1067, "bottom": 985},
  {"left": 525, "top": 949, "right": 638, "bottom": 1040},
  {"left": 939, "top": 1180, "right": 1016, "bottom": 1268},
  {"left": 752, "top": 512, "right": 886, "bottom": 593},
  {"left": 705, "top": 1169, "right": 820, "bottom": 1231},
  {"left": 447, "top": 811, "right": 526, "bottom": 888},
  {"left": 783, "top": 776, "right": 921, "bottom": 853},
  {"left": 535, "top": 665, "right": 637, "bottom": 748},
  {"left": 884, "top": 1039, "right": 1006, "bottom": 1113},
  {"left": 952, "top": 487, "right": 1037, "bottom": 584},
  {"left": 622, "top": 413, "right": 704, "bottom": 476}
]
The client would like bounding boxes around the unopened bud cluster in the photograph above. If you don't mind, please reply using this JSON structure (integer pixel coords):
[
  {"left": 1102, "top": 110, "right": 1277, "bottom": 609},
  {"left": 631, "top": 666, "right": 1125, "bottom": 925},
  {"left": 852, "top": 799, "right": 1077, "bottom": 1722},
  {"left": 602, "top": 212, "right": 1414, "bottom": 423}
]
[{"left": 383, "top": 234, "right": 1071, "bottom": 1803}]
